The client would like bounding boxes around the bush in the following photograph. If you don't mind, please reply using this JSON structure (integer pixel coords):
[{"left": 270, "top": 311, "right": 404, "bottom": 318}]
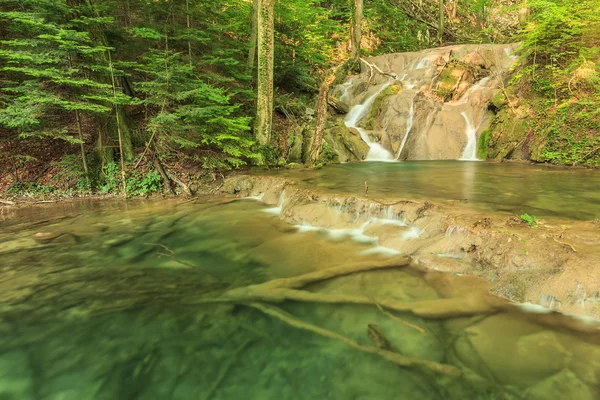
[{"left": 520, "top": 213, "right": 538, "bottom": 228}]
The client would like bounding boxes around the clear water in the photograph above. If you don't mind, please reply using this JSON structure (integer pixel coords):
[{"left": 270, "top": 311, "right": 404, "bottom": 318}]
[
  {"left": 268, "top": 161, "right": 600, "bottom": 220},
  {"left": 1, "top": 198, "right": 598, "bottom": 399}
]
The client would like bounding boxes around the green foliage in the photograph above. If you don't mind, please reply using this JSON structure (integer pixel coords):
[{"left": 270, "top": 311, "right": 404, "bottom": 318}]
[
  {"left": 8, "top": 182, "right": 54, "bottom": 196},
  {"left": 126, "top": 169, "right": 163, "bottom": 197},
  {"left": 321, "top": 142, "right": 338, "bottom": 163},
  {"left": 520, "top": 213, "right": 538, "bottom": 228},
  {"left": 100, "top": 162, "right": 121, "bottom": 194},
  {"left": 477, "top": 129, "right": 491, "bottom": 159}
]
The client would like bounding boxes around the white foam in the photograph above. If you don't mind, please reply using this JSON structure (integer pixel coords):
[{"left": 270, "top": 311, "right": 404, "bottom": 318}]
[
  {"left": 361, "top": 246, "right": 402, "bottom": 256},
  {"left": 402, "top": 227, "right": 425, "bottom": 240}
]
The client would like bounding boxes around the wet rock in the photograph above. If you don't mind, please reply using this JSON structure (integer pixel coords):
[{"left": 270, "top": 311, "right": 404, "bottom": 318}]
[
  {"left": 33, "top": 231, "right": 61, "bottom": 244},
  {"left": 515, "top": 331, "right": 572, "bottom": 377},
  {"left": 453, "top": 314, "right": 564, "bottom": 386},
  {"left": 524, "top": 369, "right": 594, "bottom": 400}
]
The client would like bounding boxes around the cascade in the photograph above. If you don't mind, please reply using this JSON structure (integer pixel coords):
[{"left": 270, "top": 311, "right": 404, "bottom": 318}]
[
  {"left": 459, "top": 111, "right": 481, "bottom": 161},
  {"left": 344, "top": 81, "right": 395, "bottom": 161},
  {"left": 337, "top": 44, "right": 520, "bottom": 161},
  {"left": 395, "top": 100, "right": 414, "bottom": 160},
  {"left": 339, "top": 78, "right": 354, "bottom": 104},
  {"left": 262, "top": 191, "right": 285, "bottom": 215}
]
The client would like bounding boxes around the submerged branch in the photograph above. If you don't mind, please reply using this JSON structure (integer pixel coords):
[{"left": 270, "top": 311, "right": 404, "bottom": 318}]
[{"left": 249, "top": 302, "right": 461, "bottom": 377}]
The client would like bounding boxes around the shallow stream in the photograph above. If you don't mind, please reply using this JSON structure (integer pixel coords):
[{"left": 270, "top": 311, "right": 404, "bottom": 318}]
[
  {"left": 269, "top": 161, "right": 600, "bottom": 220},
  {"left": 1, "top": 198, "right": 599, "bottom": 399}
]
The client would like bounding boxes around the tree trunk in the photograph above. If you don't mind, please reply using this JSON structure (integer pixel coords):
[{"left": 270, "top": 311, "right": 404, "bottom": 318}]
[
  {"left": 74, "top": 109, "right": 90, "bottom": 186},
  {"left": 351, "top": 0, "right": 363, "bottom": 63},
  {"left": 438, "top": 0, "right": 444, "bottom": 44},
  {"left": 186, "top": 0, "right": 193, "bottom": 67},
  {"left": 308, "top": 66, "right": 343, "bottom": 165},
  {"left": 248, "top": 0, "right": 259, "bottom": 67},
  {"left": 254, "top": 0, "right": 274, "bottom": 146},
  {"left": 519, "top": 4, "right": 529, "bottom": 25},
  {"left": 108, "top": 50, "right": 127, "bottom": 197}
]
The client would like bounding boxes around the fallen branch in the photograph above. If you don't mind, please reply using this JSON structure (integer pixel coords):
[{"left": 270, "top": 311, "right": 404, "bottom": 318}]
[
  {"left": 375, "top": 302, "right": 426, "bottom": 334},
  {"left": 0, "top": 200, "right": 16, "bottom": 205},
  {"left": 250, "top": 303, "right": 460, "bottom": 377},
  {"left": 144, "top": 242, "right": 218, "bottom": 277},
  {"left": 360, "top": 57, "right": 397, "bottom": 82},
  {"left": 202, "top": 338, "right": 254, "bottom": 400}
]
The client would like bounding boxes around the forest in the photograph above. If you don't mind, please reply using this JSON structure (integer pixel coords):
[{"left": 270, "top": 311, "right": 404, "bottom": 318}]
[{"left": 0, "top": 0, "right": 599, "bottom": 197}]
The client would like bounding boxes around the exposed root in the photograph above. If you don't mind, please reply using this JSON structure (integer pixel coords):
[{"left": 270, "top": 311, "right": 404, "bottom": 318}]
[
  {"left": 203, "top": 338, "right": 254, "bottom": 400},
  {"left": 552, "top": 238, "right": 577, "bottom": 253},
  {"left": 143, "top": 242, "right": 218, "bottom": 278},
  {"left": 200, "top": 259, "right": 499, "bottom": 319},
  {"left": 249, "top": 303, "right": 461, "bottom": 377},
  {"left": 374, "top": 302, "right": 426, "bottom": 334}
]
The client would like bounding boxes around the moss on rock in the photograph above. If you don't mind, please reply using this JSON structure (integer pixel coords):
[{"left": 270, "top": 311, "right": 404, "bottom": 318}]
[{"left": 363, "top": 83, "right": 402, "bottom": 130}]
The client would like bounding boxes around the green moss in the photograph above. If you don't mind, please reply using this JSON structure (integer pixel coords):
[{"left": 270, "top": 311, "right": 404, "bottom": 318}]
[
  {"left": 363, "top": 84, "right": 402, "bottom": 130},
  {"left": 477, "top": 129, "right": 491, "bottom": 159}
]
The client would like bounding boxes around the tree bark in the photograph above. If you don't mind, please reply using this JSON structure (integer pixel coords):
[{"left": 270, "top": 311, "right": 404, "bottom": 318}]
[
  {"left": 74, "top": 109, "right": 90, "bottom": 186},
  {"left": 186, "top": 0, "right": 193, "bottom": 67},
  {"left": 248, "top": 0, "right": 259, "bottom": 67},
  {"left": 351, "top": 0, "right": 363, "bottom": 63},
  {"left": 254, "top": 0, "right": 274, "bottom": 146},
  {"left": 438, "top": 0, "right": 444, "bottom": 44},
  {"left": 107, "top": 50, "right": 127, "bottom": 197},
  {"left": 308, "top": 65, "right": 343, "bottom": 165}
]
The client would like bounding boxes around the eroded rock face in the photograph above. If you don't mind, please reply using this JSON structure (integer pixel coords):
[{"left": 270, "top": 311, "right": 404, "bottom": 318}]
[{"left": 333, "top": 43, "right": 520, "bottom": 160}]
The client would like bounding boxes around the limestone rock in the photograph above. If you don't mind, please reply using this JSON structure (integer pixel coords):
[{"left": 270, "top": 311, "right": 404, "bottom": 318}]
[{"left": 524, "top": 369, "right": 594, "bottom": 400}]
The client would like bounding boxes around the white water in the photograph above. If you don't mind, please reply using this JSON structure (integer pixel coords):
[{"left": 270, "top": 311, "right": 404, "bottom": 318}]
[
  {"left": 344, "top": 81, "right": 395, "bottom": 161},
  {"left": 262, "top": 191, "right": 285, "bottom": 215},
  {"left": 459, "top": 111, "right": 480, "bottom": 161},
  {"left": 395, "top": 100, "right": 414, "bottom": 160},
  {"left": 339, "top": 78, "right": 354, "bottom": 104}
]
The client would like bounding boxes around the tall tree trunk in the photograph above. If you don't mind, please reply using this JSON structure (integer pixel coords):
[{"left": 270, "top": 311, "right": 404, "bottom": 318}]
[
  {"left": 248, "top": 0, "right": 259, "bottom": 67},
  {"left": 351, "top": 0, "right": 363, "bottom": 63},
  {"left": 519, "top": 3, "right": 529, "bottom": 25},
  {"left": 74, "top": 109, "right": 90, "bottom": 186},
  {"left": 438, "top": 0, "right": 444, "bottom": 44},
  {"left": 308, "top": 65, "right": 343, "bottom": 165},
  {"left": 254, "top": 0, "right": 274, "bottom": 146},
  {"left": 107, "top": 50, "right": 127, "bottom": 197},
  {"left": 186, "top": 0, "right": 193, "bottom": 67}
]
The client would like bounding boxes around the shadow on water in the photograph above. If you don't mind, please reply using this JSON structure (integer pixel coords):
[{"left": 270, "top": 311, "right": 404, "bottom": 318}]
[
  {"left": 0, "top": 198, "right": 598, "bottom": 399},
  {"left": 266, "top": 161, "right": 600, "bottom": 220}
]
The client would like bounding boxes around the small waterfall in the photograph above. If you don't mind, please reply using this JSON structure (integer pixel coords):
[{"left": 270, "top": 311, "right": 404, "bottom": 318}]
[
  {"left": 262, "top": 191, "right": 285, "bottom": 215},
  {"left": 339, "top": 78, "right": 354, "bottom": 104},
  {"left": 344, "top": 81, "right": 394, "bottom": 161},
  {"left": 459, "top": 111, "right": 480, "bottom": 161},
  {"left": 395, "top": 100, "right": 414, "bottom": 160}
]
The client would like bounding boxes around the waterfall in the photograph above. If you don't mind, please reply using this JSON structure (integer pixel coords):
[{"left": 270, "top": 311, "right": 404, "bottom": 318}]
[
  {"left": 339, "top": 78, "right": 354, "bottom": 104},
  {"left": 395, "top": 100, "right": 414, "bottom": 160},
  {"left": 262, "top": 191, "right": 285, "bottom": 215},
  {"left": 459, "top": 111, "right": 479, "bottom": 161},
  {"left": 344, "top": 81, "right": 394, "bottom": 161}
]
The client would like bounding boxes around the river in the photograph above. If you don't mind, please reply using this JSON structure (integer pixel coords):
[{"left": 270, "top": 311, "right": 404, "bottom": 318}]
[{"left": 1, "top": 196, "right": 598, "bottom": 399}]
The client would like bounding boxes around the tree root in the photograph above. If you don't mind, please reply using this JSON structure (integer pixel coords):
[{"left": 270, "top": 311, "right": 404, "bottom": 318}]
[
  {"left": 249, "top": 303, "right": 461, "bottom": 377},
  {"left": 374, "top": 302, "right": 426, "bottom": 334},
  {"left": 203, "top": 258, "right": 498, "bottom": 319}
]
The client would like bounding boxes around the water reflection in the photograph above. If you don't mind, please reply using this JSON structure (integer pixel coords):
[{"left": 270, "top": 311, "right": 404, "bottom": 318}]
[{"left": 267, "top": 161, "right": 600, "bottom": 220}]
